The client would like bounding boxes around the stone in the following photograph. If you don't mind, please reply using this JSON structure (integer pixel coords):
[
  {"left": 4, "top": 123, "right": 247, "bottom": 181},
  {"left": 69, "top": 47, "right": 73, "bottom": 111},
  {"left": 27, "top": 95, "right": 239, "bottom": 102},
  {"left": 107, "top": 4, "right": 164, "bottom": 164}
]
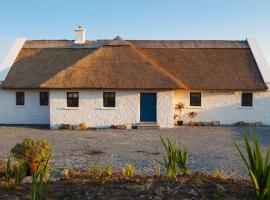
[
  {"left": 111, "top": 125, "right": 127, "bottom": 130},
  {"left": 211, "top": 121, "right": 220, "bottom": 126},
  {"left": 188, "top": 189, "right": 199, "bottom": 197},
  {"left": 61, "top": 168, "right": 70, "bottom": 179}
]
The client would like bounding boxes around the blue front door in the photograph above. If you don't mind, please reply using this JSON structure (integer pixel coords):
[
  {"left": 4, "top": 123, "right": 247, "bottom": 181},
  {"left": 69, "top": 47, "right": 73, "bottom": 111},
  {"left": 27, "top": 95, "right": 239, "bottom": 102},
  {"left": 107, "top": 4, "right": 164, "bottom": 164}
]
[{"left": 140, "top": 93, "right": 157, "bottom": 122}]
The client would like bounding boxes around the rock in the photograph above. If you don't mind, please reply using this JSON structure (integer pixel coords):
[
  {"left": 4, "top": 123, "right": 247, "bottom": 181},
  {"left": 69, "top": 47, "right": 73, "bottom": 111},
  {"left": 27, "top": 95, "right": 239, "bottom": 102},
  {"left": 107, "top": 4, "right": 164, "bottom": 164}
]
[
  {"left": 188, "top": 189, "right": 199, "bottom": 197},
  {"left": 126, "top": 124, "right": 132, "bottom": 129},
  {"left": 202, "top": 122, "right": 210, "bottom": 126},
  {"left": 211, "top": 121, "right": 220, "bottom": 126},
  {"left": 72, "top": 125, "right": 80, "bottom": 130},
  {"left": 111, "top": 125, "right": 127, "bottom": 130},
  {"left": 61, "top": 168, "right": 70, "bottom": 179}
]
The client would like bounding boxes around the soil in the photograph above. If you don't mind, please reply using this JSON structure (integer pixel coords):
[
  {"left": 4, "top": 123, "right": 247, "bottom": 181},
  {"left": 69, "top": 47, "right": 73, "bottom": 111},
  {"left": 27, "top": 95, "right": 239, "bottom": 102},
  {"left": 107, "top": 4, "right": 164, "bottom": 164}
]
[{"left": 0, "top": 167, "right": 253, "bottom": 200}]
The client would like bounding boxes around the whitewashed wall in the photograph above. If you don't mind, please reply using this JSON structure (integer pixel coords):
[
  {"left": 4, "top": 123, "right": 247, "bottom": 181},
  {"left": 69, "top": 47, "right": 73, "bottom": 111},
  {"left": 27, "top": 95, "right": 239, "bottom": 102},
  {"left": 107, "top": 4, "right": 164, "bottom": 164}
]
[
  {"left": 174, "top": 89, "right": 270, "bottom": 125},
  {"left": 49, "top": 90, "right": 174, "bottom": 128},
  {"left": 0, "top": 89, "right": 50, "bottom": 124}
]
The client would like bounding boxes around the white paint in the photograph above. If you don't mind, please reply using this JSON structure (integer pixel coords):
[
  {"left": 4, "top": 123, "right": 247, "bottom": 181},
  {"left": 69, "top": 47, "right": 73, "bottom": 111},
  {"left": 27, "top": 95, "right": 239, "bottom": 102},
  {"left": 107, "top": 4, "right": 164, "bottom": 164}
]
[
  {"left": 74, "top": 26, "right": 86, "bottom": 44},
  {"left": 174, "top": 89, "right": 270, "bottom": 125},
  {"left": 0, "top": 89, "right": 50, "bottom": 124},
  {"left": 157, "top": 90, "right": 174, "bottom": 128},
  {"left": 49, "top": 90, "right": 174, "bottom": 128},
  {"left": 0, "top": 38, "right": 26, "bottom": 80},
  {"left": 247, "top": 38, "right": 270, "bottom": 83}
]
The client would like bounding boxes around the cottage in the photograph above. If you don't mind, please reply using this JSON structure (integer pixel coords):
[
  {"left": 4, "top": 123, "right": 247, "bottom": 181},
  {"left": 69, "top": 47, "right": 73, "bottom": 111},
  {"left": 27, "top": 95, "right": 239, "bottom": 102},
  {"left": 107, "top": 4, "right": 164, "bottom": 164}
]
[{"left": 0, "top": 27, "right": 270, "bottom": 128}]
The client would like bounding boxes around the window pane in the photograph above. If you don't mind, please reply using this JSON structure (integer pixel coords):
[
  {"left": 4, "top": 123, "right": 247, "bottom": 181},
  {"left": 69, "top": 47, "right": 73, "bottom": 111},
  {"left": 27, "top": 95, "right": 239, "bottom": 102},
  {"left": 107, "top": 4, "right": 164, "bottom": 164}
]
[
  {"left": 241, "top": 93, "right": 253, "bottom": 107},
  {"left": 40, "top": 92, "right": 49, "bottom": 106},
  {"left": 16, "top": 92, "right": 25, "bottom": 106},
  {"left": 103, "top": 92, "right": 115, "bottom": 107},
  {"left": 190, "top": 92, "right": 201, "bottom": 106},
  {"left": 67, "top": 92, "right": 79, "bottom": 107}
]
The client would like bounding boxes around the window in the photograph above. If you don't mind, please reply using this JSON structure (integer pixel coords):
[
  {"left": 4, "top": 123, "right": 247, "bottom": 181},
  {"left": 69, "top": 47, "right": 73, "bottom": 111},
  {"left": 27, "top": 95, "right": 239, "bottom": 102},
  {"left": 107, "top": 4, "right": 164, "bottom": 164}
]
[
  {"left": 103, "top": 92, "right": 115, "bottom": 107},
  {"left": 190, "top": 92, "right": 201, "bottom": 106},
  {"left": 67, "top": 92, "right": 79, "bottom": 107},
  {"left": 40, "top": 92, "right": 49, "bottom": 106},
  {"left": 16, "top": 92, "right": 25, "bottom": 106},
  {"left": 241, "top": 93, "right": 253, "bottom": 107}
]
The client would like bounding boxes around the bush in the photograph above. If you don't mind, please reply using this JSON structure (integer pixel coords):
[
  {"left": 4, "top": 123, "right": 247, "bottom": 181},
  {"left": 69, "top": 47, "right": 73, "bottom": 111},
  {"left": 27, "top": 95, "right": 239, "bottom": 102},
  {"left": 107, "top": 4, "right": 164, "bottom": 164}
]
[
  {"left": 11, "top": 138, "right": 52, "bottom": 164},
  {"left": 122, "top": 163, "right": 135, "bottom": 178},
  {"left": 157, "top": 137, "right": 190, "bottom": 178},
  {"left": 234, "top": 129, "right": 270, "bottom": 200}
]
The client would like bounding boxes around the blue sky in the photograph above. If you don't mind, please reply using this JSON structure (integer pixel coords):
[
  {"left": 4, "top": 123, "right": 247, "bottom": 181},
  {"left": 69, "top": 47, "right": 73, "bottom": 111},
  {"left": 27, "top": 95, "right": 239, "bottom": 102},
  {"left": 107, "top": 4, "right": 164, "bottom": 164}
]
[{"left": 0, "top": 0, "right": 270, "bottom": 64}]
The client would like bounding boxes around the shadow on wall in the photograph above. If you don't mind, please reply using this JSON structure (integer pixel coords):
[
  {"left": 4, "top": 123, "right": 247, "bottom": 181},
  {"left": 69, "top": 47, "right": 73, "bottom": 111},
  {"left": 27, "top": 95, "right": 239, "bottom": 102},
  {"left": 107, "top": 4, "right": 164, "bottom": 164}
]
[
  {"left": 177, "top": 96, "right": 270, "bottom": 125},
  {"left": 3, "top": 48, "right": 99, "bottom": 88}
]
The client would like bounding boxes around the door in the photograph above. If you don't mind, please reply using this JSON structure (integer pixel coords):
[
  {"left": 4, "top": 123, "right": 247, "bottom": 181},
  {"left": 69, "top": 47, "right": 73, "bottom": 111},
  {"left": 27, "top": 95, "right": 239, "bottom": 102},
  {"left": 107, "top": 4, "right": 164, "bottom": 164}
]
[{"left": 140, "top": 93, "right": 157, "bottom": 122}]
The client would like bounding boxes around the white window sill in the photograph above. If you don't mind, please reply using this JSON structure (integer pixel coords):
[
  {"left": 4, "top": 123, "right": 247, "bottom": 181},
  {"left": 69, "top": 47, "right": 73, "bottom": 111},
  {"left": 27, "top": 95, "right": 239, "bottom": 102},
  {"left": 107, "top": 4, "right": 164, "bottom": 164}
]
[
  {"left": 238, "top": 106, "right": 255, "bottom": 109},
  {"left": 96, "top": 107, "right": 117, "bottom": 110},
  {"left": 15, "top": 106, "right": 26, "bottom": 108},
  {"left": 63, "top": 107, "right": 81, "bottom": 110},
  {"left": 187, "top": 106, "right": 203, "bottom": 109}
]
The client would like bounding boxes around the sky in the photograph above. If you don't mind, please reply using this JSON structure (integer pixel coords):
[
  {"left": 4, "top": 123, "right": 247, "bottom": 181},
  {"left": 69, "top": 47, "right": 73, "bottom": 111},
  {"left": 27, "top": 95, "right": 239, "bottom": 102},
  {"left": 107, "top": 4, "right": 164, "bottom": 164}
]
[{"left": 0, "top": 0, "right": 270, "bottom": 67}]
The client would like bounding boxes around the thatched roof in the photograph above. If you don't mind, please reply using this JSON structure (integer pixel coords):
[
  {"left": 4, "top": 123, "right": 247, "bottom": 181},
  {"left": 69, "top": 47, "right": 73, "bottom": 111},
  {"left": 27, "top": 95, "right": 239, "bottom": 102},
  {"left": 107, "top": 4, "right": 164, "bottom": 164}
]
[{"left": 3, "top": 39, "right": 267, "bottom": 90}]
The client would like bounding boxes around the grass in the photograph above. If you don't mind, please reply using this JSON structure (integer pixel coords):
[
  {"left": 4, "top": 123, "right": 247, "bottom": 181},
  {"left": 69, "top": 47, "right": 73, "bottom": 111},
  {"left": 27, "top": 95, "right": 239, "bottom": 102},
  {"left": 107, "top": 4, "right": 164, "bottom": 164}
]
[
  {"left": 157, "top": 136, "right": 190, "bottom": 178},
  {"left": 234, "top": 129, "right": 270, "bottom": 200}
]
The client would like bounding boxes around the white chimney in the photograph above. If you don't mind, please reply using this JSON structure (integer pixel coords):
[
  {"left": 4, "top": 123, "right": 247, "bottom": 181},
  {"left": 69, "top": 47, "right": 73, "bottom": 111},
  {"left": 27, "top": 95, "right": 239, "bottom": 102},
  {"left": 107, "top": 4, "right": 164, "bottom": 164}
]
[{"left": 74, "top": 26, "right": 86, "bottom": 44}]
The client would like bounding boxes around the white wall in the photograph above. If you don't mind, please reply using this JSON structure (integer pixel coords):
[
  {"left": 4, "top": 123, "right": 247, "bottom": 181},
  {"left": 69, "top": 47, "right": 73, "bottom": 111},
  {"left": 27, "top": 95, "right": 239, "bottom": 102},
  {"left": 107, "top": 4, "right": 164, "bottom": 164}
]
[
  {"left": 49, "top": 90, "right": 174, "bottom": 128},
  {"left": 174, "top": 89, "right": 270, "bottom": 125},
  {"left": 0, "top": 89, "right": 50, "bottom": 124}
]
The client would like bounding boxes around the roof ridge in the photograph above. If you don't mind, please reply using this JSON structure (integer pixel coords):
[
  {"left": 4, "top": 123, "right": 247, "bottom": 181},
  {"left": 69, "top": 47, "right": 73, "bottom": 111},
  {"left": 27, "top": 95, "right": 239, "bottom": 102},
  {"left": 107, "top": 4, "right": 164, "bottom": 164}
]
[{"left": 128, "top": 44, "right": 188, "bottom": 89}]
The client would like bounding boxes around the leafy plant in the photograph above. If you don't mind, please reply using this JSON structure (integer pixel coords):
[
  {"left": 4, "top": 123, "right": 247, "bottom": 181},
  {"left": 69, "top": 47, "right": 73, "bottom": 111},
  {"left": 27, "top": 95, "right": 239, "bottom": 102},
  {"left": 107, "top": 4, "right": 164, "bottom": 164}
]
[
  {"left": 174, "top": 102, "right": 185, "bottom": 121},
  {"left": 187, "top": 111, "right": 198, "bottom": 121},
  {"left": 5, "top": 157, "right": 13, "bottom": 189},
  {"left": 154, "top": 164, "right": 161, "bottom": 177},
  {"left": 11, "top": 138, "right": 52, "bottom": 164},
  {"left": 14, "top": 161, "right": 28, "bottom": 188},
  {"left": 103, "top": 165, "right": 112, "bottom": 176},
  {"left": 234, "top": 129, "right": 270, "bottom": 200},
  {"left": 31, "top": 157, "right": 51, "bottom": 200},
  {"left": 157, "top": 137, "right": 190, "bottom": 178},
  {"left": 122, "top": 163, "right": 135, "bottom": 178}
]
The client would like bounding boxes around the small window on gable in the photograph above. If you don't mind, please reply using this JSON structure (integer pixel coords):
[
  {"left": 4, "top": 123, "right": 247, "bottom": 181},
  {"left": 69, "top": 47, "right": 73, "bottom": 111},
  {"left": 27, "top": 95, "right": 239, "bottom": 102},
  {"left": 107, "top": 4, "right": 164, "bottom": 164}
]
[
  {"left": 67, "top": 92, "right": 79, "bottom": 107},
  {"left": 241, "top": 93, "right": 253, "bottom": 107},
  {"left": 40, "top": 92, "right": 49, "bottom": 106},
  {"left": 190, "top": 92, "right": 201, "bottom": 106},
  {"left": 16, "top": 92, "right": 25, "bottom": 106},
  {"left": 103, "top": 92, "right": 115, "bottom": 107}
]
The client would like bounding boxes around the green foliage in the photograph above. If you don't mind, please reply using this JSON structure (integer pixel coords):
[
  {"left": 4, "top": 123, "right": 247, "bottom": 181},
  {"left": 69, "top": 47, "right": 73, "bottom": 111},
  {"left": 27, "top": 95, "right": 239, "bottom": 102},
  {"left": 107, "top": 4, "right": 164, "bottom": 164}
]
[
  {"left": 11, "top": 138, "right": 52, "bottom": 163},
  {"left": 154, "top": 164, "right": 161, "bottom": 177},
  {"left": 234, "top": 129, "right": 270, "bottom": 200},
  {"left": 5, "top": 157, "right": 13, "bottom": 189},
  {"left": 103, "top": 165, "right": 112, "bottom": 176},
  {"left": 122, "top": 163, "right": 135, "bottom": 178},
  {"left": 14, "top": 161, "right": 28, "bottom": 188},
  {"left": 88, "top": 162, "right": 102, "bottom": 180},
  {"left": 157, "top": 136, "right": 190, "bottom": 178},
  {"left": 212, "top": 168, "right": 223, "bottom": 178},
  {"left": 31, "top": 158, "right": 51, "bottom": 200}
]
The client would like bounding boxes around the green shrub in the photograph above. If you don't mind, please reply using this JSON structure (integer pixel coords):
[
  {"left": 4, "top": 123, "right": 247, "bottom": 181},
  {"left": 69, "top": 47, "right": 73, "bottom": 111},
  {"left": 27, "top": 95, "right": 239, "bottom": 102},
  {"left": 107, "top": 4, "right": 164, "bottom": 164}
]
[
  {"left": 31, "top": 157, "right": 51, "bottom": 200},
  {"left": 103, "top": 165, "right": 112, "bottom": 176},
  {"left": 5, "top": 157, "right": 13, "bottom": 189},
  {"left": 234, "top": 129, "right": 270, "bottom": 200},
  {"left": 11, "top": 138, "right": 52, "bottom": 164},
  {"left": 14, "top": 161, "right": 28, "bottom": 188},
  {"left": 122, "top": 163, "right": 135, "bottom": 178},
  {"left": 157, "top": 137, "right": 190, "bottom": 177}
]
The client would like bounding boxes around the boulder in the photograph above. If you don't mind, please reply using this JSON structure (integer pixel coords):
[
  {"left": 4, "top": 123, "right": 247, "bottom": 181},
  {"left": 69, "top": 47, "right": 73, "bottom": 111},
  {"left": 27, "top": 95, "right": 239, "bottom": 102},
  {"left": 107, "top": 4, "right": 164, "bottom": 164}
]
[{"left": 211, "top": 121, "right": 220, "bottom": 126}]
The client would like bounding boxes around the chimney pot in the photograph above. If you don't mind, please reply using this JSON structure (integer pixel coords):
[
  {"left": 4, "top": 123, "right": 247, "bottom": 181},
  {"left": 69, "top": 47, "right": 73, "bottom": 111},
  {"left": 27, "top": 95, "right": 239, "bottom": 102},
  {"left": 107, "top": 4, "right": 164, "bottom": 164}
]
[{"left": 74, "top": 26, "right": 86, "bottom": 44}]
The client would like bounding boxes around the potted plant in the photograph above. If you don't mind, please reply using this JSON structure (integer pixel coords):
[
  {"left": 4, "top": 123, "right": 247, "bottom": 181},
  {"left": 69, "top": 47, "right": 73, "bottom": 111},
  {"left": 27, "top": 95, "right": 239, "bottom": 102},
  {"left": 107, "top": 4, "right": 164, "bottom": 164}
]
[
  {"left": 187, "top": 111, "right": 198, "bottom": 126},
  {"left": 11, "top": 138, "right": 52, "bottom": 175},
  {"left": 174, "top": 102, "right": 185, "bottom": 125}
]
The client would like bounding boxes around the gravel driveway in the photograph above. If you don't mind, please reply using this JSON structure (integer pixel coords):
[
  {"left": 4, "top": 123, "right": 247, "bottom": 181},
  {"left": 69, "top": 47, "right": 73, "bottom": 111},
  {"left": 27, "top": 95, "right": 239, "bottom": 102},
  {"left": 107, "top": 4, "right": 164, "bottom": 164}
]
[{"left": 0, "top": 126, "right": 269, "bottom": 178}]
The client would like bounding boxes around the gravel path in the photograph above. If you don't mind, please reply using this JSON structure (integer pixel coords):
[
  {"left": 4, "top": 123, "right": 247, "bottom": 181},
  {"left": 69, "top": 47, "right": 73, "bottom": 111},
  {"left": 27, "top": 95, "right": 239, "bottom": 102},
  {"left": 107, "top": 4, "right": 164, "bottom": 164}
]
[{"left": 0, "top": 126, "right": 269, "bottom": 178}]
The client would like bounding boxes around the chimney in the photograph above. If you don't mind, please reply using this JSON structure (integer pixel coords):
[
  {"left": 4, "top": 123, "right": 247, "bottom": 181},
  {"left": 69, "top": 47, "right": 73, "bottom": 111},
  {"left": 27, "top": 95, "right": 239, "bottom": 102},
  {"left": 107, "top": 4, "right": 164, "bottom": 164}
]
[{"left": 74, "top": 26, "right": 86, "bottom": 44}]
